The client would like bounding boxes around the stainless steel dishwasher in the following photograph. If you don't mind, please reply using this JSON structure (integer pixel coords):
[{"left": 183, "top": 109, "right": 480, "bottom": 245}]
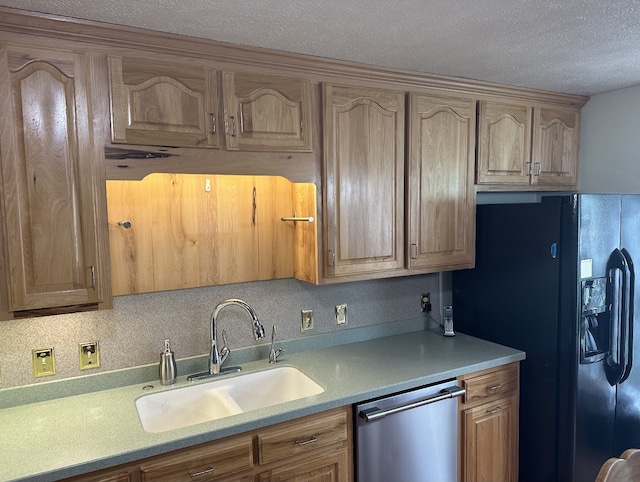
[{"left": 355, "top": 379, "right": 465, "bottom": 482}]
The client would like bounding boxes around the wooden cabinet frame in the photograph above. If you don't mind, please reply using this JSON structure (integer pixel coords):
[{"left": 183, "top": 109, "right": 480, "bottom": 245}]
[
  {"left": 477, "top": 100, "right": 580, "bottom": 189},
  {"left": 0, "top": 44, "right": 111, "bottom": 318},
  {"left": 0, "top": 8, "right": 588, "bottom": 313},
  {"left": 63, "top": 406, "right": 352, "bottom": 482},
  {"left": 458, "top": 363, "right": 520, "bottom": 482}
]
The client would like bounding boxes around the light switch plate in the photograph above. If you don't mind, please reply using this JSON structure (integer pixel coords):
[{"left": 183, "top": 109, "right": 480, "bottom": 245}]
[
  {"left": 32, "top": 348, "right": 55, "bottom": 377},
  {"left": 79, "top": 341, "right": 100, "bottom": 370}
]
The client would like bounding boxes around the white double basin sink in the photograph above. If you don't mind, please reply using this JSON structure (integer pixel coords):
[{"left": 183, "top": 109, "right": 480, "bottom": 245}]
[{"left": 135, "top": 366, "right": 325, "bottom": 433}]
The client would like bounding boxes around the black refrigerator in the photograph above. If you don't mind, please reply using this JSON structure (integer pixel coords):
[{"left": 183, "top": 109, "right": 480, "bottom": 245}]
[{"left": 452, "top": 194, "right": 640, "bottom": 482}]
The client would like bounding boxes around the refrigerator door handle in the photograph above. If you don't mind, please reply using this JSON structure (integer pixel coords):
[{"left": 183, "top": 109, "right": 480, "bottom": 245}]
[
  {"left": 620, "top": 248, "right": 634, "bottom": 383},
  {"left": 606, "top": 248, "right": 631, "bottom": 386}
]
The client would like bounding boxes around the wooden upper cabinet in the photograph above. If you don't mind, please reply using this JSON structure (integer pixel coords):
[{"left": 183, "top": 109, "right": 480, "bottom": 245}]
[
  {"left": 477, "top": 101, "right": 532, "bottom": 185},
  {"left": 108, "top": 55, "right": 219, "bottom": 149},
  {"left": 108, "top": 56, "right": 313, "bottom": 153},
  {"left": 531, "top": 106, "right": 579, "bottom": 186},
  {"left": 407, "top": 93, "right": 476, "bottom": 271},
  {"left": 222, "top": 71, "right": 313, "bottom": 152},
  {"left": 477, "top": 100, "right": 580, "bottom": 188},
  {"left": 322, "top": 84, "right": 405, "bottom": 278},
  {"left": 0, "top": 45, "right": 106, "bottom": 312}
]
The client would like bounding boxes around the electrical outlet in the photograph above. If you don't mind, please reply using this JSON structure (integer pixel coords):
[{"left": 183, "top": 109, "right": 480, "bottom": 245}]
[
  {"left": 79, "top": 341, "right": 100, "bottom": 370},
  {"left": 335, "top": 303, "right": 347, "bottom": 325},
  {"left": 421, "top": 293, "right": 432, "bottom": 312},
  {"left": 301, "top": 309, "right": 314, "bottom": 332},
  {"left": 32, "top": 348, "right": 55, "bottom": 378}
]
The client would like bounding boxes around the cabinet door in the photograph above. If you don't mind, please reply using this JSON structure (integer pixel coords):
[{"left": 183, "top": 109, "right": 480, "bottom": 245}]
[
  {"left": 407, "top": 93, "right": 476, "bottom": 271},
  {"left": 531, "top": 106, "right": 579, "bottom": 186},
  {"left": 222, "top": 71, "right": 312, "bottom": 152},
  {"left": 64, "top": 468, "right": 140, "bottom": 482},
  {"left": 477, "top": 101, "right": 532, "bottom": 185},
  {"left": 257, "top": 448, "right": 350, "bottom": 482},
  {"left": 323, "top": 84, "right": 405, "bottom": 277},
  {"left": 109, "top": 56, "right": 219, "bottom": 149},
  {"left": 0, "top": 45, "right": 104, "bottom": 311},
  {"left": 462, "top": 395, "right": 518, "bottom": 482}
]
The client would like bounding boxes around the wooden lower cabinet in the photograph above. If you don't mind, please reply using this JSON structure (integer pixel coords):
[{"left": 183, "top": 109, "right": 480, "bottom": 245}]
[
  {"left": 63, "top": 407, "right": 352, "bottom": 482},
  {"left": 458, "top": 363, "right": 519, "bottom": 482},
  {"left": 138, "top": 435, "right": 254, "bottom": 482},
  {"left": 257, "top": 447, "right": 350, "bottom": 482},
  {"left": 65, "top": 469, "right": 140, "bottom": 482}
]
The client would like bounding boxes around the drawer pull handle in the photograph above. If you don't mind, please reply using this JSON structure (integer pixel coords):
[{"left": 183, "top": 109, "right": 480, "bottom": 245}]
[
  {"left": 487, "top": 383, "right": 502, "bottom": 391},
  {"left": 295, "top": 436, "right": 318, "bottom": 446},
  {"left": 487, "top": 406, "right": 503, "bottom": 414},
  {"left": 189, "top": 466, "right": 214, "bottom": 477}
]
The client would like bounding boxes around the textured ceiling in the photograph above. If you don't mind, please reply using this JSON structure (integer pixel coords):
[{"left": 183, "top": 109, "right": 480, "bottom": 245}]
[{"left": 2, "top": 0, "right": 640, "bottom": 96}]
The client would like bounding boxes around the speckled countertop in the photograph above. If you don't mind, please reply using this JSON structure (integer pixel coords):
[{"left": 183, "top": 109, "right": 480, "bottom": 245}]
[{"left": 0, "top": 326, "right": 524, "bottom": 482}]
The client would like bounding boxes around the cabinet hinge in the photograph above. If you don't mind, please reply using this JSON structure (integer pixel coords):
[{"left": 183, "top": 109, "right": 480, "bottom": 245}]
[
  {"left": 411, "top": 244, "right": 418, "bottom": 259},
  {"left": 90, "top": 266, "right": 96, "bottom": 289},
  {"left": 328, "top": 249, "right": 335, "bottom": 267},
  {"left": 208, "top": 112, "right": 216, "bottom": 134}
]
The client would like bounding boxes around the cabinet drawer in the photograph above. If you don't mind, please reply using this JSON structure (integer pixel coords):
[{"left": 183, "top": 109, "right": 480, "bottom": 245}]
[
  {"left": 257, "top": 408, "right": 348, "bottom": 465},
  {"left": 139, "top": 435, "right": 253, "bottom": 482},
  {"left": 462, "top": 364, "right": 518, "bottom": 404}
]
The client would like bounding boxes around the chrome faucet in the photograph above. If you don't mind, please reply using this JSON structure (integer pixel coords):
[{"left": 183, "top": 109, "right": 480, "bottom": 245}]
[
  {"left": 269, "top": 325, "right": 284, "bottom": 364},
  {"left": 188, "top": 299, "right": 266, "bottom": 381}
]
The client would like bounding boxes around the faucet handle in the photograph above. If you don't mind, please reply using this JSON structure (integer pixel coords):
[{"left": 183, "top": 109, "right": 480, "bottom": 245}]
[
  {"left": 269, "top": 325, "right": 284, "bottom": 364},
  {"left": 269, "top": 347, "right": 284, "bottom": 364},
  {"left": 219, "top": 329, "right": 230, "bottom": 360}
]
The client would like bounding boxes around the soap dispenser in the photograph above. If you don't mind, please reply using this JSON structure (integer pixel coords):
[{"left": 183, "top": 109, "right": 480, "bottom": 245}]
[{"left": 160, "top": 339, "right": 177, "bottom": 385}]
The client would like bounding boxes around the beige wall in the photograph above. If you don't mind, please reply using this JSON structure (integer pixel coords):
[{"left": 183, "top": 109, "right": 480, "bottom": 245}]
[
  {"left": 579, "top": 84, "right": 640, "bottom": 193},
  {"left": 0, "top": 274, "right": 440, "bottom": 388}
]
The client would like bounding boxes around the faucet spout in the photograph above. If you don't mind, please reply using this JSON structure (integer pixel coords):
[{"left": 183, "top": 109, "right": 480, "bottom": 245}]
[
  {"left": 190, "top": 298, "right": 265, "bottom": 379},
  {"left": 188, "top": 298, "right": 266, "bottom": 381}
]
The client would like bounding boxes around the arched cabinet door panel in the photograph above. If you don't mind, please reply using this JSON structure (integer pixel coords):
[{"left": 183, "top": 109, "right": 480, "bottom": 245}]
[
  {"left": 532, "top": 106, "right": 579, "bottom": 187},
  {"left": 0, "top": 45, "right": 108, "bottom": 314},
  {"left": 108, "top": 56, "right": 314, "bottom": 153},
  {"left": 322, "top": 83, "right": 405, "bottom": 278},
  {"left": 477, "top": 101, "right": 531, "bottom": 185},
  {"left": 222, "top": 71, "right": 313, "bottom": 152},
  {"left": 477, "top": 100, "right": 579, "bottom": 188},
  {"left": 407, "top": 93, "right": 476, "bottom": 271},
  {"left": 109, "top": 55, "right": 219, "bottom": 149}
]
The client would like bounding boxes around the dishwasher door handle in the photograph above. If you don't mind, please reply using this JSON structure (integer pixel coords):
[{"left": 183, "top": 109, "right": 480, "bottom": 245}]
[{"left": 358, "top": 386, "right": 465, "bottom": 422}]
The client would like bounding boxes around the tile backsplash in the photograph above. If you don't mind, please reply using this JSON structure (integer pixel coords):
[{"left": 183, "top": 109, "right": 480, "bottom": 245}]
[{"left": 0, "top": 274, "right": 440, "bottom": 388}]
